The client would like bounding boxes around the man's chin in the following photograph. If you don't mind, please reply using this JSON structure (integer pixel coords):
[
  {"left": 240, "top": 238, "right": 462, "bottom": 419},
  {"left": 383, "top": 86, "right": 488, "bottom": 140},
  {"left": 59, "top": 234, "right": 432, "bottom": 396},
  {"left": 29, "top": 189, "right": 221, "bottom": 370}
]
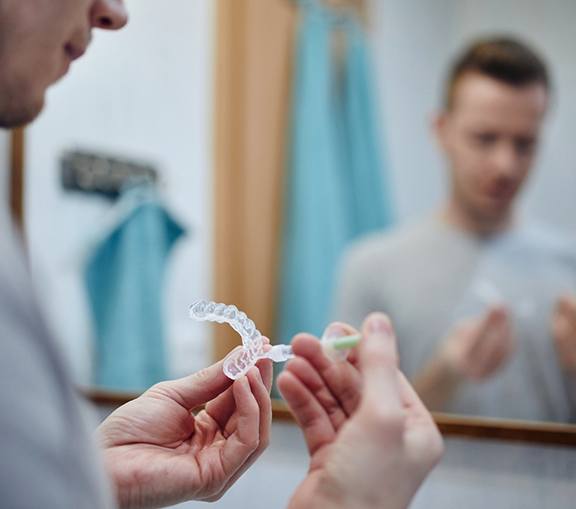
[
  {"left": 0, "top": 96, "right": 45, "bottom": 129},
  {"left": 475, "top": 198, "right": 514, "bottom": 227},
  {"left": 487, "top": 194, "right": 516, "bottom": 214}
]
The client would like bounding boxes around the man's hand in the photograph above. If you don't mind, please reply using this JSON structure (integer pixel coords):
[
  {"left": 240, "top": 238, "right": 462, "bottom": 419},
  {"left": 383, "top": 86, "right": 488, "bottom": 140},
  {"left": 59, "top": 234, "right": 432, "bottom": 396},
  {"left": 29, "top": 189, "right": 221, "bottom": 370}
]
[
  {"left": 278, "top": 314, "right": 443, "bottom": 509},
  {"left": 98, "top": 347, "right": 272, "bottom": 509},
  {"left": 438, "top": 305, "right": 515, "bottom": 381},
  {"left": 552, "top": 295, "right": 576, "bottom": 374}
]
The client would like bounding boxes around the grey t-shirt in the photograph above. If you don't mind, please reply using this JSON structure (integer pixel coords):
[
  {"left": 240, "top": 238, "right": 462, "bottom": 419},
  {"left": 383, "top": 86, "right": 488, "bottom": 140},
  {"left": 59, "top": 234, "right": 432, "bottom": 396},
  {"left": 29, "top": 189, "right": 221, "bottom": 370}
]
[
  {"left": 334, "top": 216, "right": 576, "bottom": 422},
  {"left": 0, "top": 203, "right": 114, "bottom": 508}
]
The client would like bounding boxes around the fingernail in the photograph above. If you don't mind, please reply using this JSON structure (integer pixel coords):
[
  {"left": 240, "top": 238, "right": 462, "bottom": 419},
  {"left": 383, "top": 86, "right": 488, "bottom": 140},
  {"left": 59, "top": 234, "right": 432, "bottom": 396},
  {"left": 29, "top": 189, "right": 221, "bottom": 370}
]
[
  {"left": 368, "top": 315, "right": 391, "bottom": 336},
  {"left": 323, "top": 323, "right": 348, "bottom": 339},
  {"left": 250, "top": 366, "right": 262, "bottom": 383},
  {"left": 322, "top": 324, "right": 351, "bottom": 362}
]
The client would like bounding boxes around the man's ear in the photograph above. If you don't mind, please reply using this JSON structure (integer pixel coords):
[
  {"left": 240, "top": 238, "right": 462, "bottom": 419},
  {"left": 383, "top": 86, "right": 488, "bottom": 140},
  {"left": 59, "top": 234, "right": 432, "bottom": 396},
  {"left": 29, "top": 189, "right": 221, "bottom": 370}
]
[{"left": 432, "top": 111, "right": 450, "bottom": 152}]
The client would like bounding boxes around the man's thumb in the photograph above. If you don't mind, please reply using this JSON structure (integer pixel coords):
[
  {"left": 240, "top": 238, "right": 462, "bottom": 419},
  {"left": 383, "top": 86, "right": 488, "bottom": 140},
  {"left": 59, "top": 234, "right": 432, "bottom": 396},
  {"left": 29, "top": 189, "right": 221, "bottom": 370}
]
[{"left": 152, "top": 350, "right": 239, "bottom": 409}]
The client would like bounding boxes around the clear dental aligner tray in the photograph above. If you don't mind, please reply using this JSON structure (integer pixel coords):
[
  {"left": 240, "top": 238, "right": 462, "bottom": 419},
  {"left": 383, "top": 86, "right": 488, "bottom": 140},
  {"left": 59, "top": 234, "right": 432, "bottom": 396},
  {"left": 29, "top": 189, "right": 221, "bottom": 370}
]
[
  {"left": 189, "top": 299, "right": 362, "bottom": 380},
  {"left": 189, "top": 300, "right": 294, "bottom": 380}
]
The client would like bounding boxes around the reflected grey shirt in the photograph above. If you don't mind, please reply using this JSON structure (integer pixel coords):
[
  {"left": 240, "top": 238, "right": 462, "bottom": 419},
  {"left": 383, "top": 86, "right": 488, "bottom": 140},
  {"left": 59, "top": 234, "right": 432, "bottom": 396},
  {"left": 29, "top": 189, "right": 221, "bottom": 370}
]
[
  {"left": 0, "top": 204, "right": 114, "bottom": 508},
  {"left": 334, "top": 216, "right": 576, "bottom": 422}
]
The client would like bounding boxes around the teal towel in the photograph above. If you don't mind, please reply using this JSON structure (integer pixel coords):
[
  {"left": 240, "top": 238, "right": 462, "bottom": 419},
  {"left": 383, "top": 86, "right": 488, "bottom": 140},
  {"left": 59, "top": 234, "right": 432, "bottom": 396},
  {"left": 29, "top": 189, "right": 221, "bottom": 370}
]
[
  {"left": 277, "top": 3, "right": 393, "bottom": 343},
  {"left": 84, "top": 185, "right": 184, "bottom": 391}
]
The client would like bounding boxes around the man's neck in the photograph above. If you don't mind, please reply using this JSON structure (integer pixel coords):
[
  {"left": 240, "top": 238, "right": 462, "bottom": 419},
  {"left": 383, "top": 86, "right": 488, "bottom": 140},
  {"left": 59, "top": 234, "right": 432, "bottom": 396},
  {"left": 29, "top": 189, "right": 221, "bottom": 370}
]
[{"left": 441, "top": 200, "right": 514, "bottom": 238}]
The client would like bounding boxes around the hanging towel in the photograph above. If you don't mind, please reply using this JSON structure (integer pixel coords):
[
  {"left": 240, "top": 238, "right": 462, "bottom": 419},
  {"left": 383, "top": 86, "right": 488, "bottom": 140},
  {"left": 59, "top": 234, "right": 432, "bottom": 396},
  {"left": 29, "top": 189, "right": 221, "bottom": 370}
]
[
  {"left": 276, "top": 3, "right": 394, "bottom": 343},
  {"left": 84, "top": 184, "right": 184, "bottom": 391},
  {"left": 341, "top": 17, "right": 394, "bottom": 236},
  {"left": 277, "top": 2, "right": 350, "bottom": 343}
]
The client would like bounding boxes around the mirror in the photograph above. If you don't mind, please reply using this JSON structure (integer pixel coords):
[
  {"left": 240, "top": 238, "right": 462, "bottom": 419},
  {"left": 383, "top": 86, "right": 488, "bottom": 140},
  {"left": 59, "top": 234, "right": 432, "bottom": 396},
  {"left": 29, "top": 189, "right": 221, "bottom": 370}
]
[
  {"left": 17, "top": 0, "right": 576, "bottom": 436},
  {"left": 336, "top": 0, "right": 576, "bottom": 423}
]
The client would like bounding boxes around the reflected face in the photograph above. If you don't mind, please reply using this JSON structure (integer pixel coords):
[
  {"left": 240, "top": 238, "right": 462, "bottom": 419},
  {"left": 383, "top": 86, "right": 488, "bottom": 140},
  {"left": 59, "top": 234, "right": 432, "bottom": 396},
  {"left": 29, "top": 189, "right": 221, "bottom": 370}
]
[
  {"left": 0, "top": 0, "right": 128, "bottom": 128},
  {"left": 436, "top": 73, "right": 548, "bottom": 225}
]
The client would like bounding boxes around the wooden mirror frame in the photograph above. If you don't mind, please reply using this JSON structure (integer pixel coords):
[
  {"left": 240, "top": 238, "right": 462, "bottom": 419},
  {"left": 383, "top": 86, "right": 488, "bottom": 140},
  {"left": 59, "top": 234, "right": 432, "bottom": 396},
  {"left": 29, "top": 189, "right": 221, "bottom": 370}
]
[
  {"left": 9, "top": 1, "right": 576, "bottom": 448},
  {"left": 9, "top": 128, "right": 25, "bottom": 232},
  {"left": 86, "top": 387, "right": 576, "bottom": 446}
]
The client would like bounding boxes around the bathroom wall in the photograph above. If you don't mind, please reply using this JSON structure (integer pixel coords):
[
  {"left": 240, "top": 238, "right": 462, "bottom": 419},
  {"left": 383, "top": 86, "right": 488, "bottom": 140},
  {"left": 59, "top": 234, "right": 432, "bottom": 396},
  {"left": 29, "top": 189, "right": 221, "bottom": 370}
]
[{"left": 25, "top": 0, "right": 216, "bottom": 384}]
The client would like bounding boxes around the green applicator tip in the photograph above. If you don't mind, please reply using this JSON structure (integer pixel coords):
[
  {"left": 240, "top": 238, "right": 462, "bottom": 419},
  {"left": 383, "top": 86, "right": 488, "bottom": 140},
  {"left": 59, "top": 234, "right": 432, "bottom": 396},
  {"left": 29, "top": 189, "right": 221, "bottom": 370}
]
[{"left": 325, "top": 333, "right": 362, "bottom": 351}]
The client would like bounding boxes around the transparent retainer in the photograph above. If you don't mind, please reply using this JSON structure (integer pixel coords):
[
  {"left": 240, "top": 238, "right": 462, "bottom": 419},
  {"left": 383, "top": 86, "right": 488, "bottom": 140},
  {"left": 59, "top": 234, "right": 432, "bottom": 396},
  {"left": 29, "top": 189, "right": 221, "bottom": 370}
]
[
  {"left": 189, "top": 299, "right": 360, "bottom": 380},
  {"left": 189, "top": 300, "right": 294, "bottom": 380}
]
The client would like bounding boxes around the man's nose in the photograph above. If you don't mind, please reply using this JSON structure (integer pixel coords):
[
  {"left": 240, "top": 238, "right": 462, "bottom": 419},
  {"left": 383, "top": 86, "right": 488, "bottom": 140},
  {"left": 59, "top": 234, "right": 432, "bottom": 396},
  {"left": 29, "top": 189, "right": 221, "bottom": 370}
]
[
  {"left": 492, "top": 143, "right": 521, "bottom": 178},
  {"left": 91, "top": 0, "right": 128, "bottom": 30}
]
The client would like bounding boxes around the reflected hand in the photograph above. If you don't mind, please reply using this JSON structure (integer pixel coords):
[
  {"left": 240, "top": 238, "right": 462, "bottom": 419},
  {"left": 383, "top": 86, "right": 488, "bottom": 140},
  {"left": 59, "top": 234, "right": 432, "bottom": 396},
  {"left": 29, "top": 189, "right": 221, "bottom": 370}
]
[
  {"left": 552, "top": 295, "right": 576, "bottom": 374},
  {"left": 439, "top": 305, "right": 515, "bottom": 381},
  {"left": 278, "top": 314, "right": 443, "bottom": 509},
  {"left": 98, "top": 348, "right": 272, "bottom": 509}
]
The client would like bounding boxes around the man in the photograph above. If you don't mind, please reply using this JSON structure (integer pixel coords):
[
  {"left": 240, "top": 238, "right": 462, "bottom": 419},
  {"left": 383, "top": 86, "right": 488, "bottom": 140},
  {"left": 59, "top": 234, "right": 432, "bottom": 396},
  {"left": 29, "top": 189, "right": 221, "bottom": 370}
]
[
  {"left": 0, "top": 1, "right": 441, "bottom": 508},
  {"left": 335, "top": 37, "right": 576, "bottom": 422}
]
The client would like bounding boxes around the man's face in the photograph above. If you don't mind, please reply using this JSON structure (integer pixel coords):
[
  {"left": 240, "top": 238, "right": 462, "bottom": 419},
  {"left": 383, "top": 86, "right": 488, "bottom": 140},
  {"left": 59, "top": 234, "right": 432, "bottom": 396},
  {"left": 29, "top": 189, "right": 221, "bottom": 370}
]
[
  {"left": 0, "top": 0, "right": 127, "bottom": 128},
  {"left": 435, "top": 73, "right": 548, "bottom": 225}
]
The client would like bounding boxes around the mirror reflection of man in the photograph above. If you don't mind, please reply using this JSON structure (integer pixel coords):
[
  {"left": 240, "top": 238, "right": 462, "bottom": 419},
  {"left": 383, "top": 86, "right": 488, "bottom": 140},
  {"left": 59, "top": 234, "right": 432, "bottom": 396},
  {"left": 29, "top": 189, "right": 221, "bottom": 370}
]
[{"left": 335, "top": 37, "right": 576, "bottom": 421}]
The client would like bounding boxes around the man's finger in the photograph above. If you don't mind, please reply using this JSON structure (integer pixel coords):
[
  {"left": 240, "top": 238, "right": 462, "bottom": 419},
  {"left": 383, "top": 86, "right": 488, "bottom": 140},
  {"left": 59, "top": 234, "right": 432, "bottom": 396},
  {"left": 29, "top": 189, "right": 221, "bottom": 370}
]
[
  {"left": 213, "top": 367, "right": 272, "bottom": 500},
  {"left": 290, "top": 328, "right": 362, "bottom": 416},
  {"left": 247, "top": 367, "right": 272, "bottom": 454},
  {"left": 397, "top": 372, "right": 444, "bottom": 465},
  {"left": 469, "top": 306, "right": 508, "bottom": 358},
  {"left": 474, "top": 312, "right": 513, "bottom": 377},
  {"left": 220, "top": 376, "right": 260, "bottom": 476},
  {"left": 485, "top": 306, "right": 508, "bottom": 330},
  {"left": 277, "top": 370, "right": 337, "bottom": 455},
  {"left": 205, "top": 338, "right": 273, "bottom": 429},
  {"left": 283, "top": 355, "right": 348, "bottom": 431},
  {"left": 256, "top": 337, "right": 273, "bottom": 393},
  {"left": 397, "top": 371, "right": 437, "bottom": 427},
  {"left": 205, "top": 385, "right": 236, "bottom": 431},
  {"left": 359, "top": 313, "right": 402, "bottom": 418},
  {"left": 559, "top": 295, "right": 576, "bottom": 324}
]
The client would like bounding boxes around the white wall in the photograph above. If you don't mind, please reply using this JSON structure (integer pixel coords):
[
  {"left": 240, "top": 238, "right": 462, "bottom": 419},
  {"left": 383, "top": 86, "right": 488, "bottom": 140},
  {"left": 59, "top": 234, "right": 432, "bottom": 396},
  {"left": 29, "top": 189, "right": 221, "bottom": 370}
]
[
  {"left": 25, "top": 0, "right": 215, "bottom": 385},
  {"left": 371, "top": 0, "right": 576, "bottom": 238},
  {"left": 369, "top": 0, "right": 456, "bottom": 223}
]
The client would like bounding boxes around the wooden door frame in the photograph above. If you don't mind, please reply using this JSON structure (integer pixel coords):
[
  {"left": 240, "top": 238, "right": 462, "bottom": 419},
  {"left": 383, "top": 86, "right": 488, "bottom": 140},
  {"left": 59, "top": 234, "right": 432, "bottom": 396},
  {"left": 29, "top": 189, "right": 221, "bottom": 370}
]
[{"left": 212, "top": 0, "right": 299, "bottom": 360}]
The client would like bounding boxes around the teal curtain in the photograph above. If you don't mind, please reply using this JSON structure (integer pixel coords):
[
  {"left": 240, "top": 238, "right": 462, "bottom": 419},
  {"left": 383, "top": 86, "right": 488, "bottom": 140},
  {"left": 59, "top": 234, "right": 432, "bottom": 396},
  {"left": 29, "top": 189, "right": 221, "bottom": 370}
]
[
  {"left": 341, "top": 17, "right": 394, "bottom": 235},
  {"left": 276, "top": 1, "right": 393, "bottom": 343}
]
